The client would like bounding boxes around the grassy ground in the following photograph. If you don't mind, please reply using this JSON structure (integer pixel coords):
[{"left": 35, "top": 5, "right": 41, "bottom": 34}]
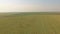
[{"left": 0, "top": 13, "right": 60, "bottom": 34}]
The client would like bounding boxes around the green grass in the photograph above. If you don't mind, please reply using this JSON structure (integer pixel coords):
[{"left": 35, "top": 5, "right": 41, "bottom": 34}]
[{"left": 0, "top": 13, "right": 60, "bottom": 34}]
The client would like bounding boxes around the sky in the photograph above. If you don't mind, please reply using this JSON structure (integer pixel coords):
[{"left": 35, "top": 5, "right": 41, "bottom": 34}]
[{"left": 0, "top": 0, "right": 60, "bottom": 12}]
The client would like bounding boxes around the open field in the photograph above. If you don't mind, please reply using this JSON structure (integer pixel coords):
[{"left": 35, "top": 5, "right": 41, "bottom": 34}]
[{"left": 0, "top": 12, "right": 60, "bottom": 34}]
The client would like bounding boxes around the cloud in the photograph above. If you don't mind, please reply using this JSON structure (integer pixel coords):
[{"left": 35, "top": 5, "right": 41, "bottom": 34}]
[{"left": 0, "top": 3, "right": 44, "bottom": 12}]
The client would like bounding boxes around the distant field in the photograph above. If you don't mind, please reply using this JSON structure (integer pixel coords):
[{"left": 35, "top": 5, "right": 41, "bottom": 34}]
[{"left": 0, "top": 12, "right": 60, "bottom": 34}]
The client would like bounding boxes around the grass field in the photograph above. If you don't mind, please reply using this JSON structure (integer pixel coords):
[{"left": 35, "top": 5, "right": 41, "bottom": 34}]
[{"left": 0, "top": 12, "right": 60, "bottom": 34}]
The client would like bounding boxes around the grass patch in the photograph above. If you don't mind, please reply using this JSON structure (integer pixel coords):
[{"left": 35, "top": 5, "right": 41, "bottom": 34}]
[{"left": 0, "top": 12, "right": 60, "bottom": 34}]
